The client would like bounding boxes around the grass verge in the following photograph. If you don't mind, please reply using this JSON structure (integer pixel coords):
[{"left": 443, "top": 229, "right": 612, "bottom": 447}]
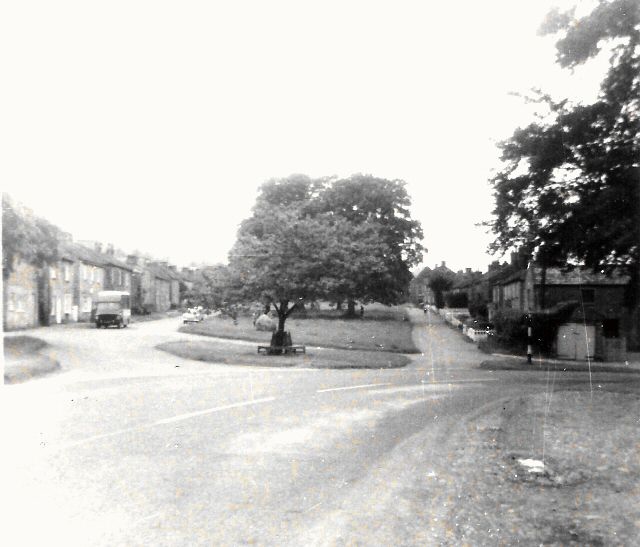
[
  {"left": 180, "top": 308, "right": 418, "bottom": 354},
  {"left": 4, "top": 335, "right": 60, "bottom": 384},
  {"left": 156, "top": 339, "right": 410, "bottom": 369},
  {"left": 479, "top": 358, "right": 640, "bottom": 374}
]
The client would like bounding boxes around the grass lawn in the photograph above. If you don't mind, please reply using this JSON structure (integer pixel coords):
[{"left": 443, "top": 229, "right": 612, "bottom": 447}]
[
  {"left": 157, "top": 339, "right": 410, "bottom": 369},
  {"left": 180, "top": 305, "right": 418, "bottom": 354},
  {"left": 4, "top": 335, "right": 47, "bottom": 359},
  {"left": 4, "top": 335, "right": 60, "bottom": 384}
]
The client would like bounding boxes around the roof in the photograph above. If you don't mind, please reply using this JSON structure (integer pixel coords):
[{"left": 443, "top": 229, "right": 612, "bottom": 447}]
[
  {"left": 452, "top": 271, "right": 484, "bottom": 290},
  {"left": 486, "top": 264, "right": 521, "bottom": 285},
  {"left": 529, "top": 266, "right": 629, "bottom": 286},
  {"left": 60, "top": 242, "right": 107, "bottom": 267},
  {"left": 69, "top": 242, "right": 134, "bottom": 271},
  {"left": 146, "top": 263, "right": 173, "bottom": 281}
]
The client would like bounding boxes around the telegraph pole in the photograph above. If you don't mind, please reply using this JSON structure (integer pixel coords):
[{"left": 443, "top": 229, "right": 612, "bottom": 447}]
[{"left": 526, "top": 313, "right": 533, "bottom": 364}]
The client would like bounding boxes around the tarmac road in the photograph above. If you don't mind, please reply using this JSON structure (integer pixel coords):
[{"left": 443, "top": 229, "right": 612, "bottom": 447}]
[{"left": 4, "top": 310, "right": 638, "bottom": 545}]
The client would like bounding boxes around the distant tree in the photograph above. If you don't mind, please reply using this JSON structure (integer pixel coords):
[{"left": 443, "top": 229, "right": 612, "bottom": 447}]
[
  {"left": 229, "top": 174, "right": 424, "bottom": 347},
  {"left": 2, "top": 193, "right": 61, "bottom": 279},
  {"left": 428, "top": 271, "right": 454, "bottom": 309},
  {"left": 409, "top": 266, "right": 432, "bottom": 304},
  {"left": 319, "top": 174, "right": 424, "bottom": 314},
  {"left": 487, "top": 0, "right": 640, "bottom": 344},
  {"left": 186, "top": 264, "right": 232, "bottom": 309}
]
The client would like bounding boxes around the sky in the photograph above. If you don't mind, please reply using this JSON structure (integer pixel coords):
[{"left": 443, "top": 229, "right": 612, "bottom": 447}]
[{"left": 2, "top": 0, "right": 608, "bottom": 272}]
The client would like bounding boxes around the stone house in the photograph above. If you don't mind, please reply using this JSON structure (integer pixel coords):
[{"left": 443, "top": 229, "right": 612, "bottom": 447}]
[
  {"left": 523, "top": 265, "right": 629, "bottom": 343},
  {"left": 101, "top": 244, "right": 133, "bottom": 295},
  {"left": 46, "top": 251, "right": 77, "bottom": 324},
  {"left": 3, "top": 256, "right": 40, "bottom": 330},
  {"left": 138, "top": 261, "right": 172, "bottom": 313},
  {"left": 62, "top": 242, "right": 107, "bottom": 322},
  {"left": 167, "top": 265, "right": 182, "bottom": 309}
]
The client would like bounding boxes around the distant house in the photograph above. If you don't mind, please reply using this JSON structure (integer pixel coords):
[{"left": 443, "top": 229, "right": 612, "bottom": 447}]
[
  {"left": 101, "top": 244, "right": 133, "bottom": 295},
  {"left": 523, "top": 267, "right": 628, "bottom": 316},
  {"left": 141, "top": 261, "right": 172, "bottom": 313},
  {"left": 47, "top": 250, "right": 77, "bottom": 324},
  {"left": 61, "top": 242, "right": 107, "bottom": 322},
  {"left": 447, "top": 268, "right": 484, "bottom": 307},
  {"left": 166, "top": 265, "right": 182, "bottom": 309},
  {"left": 3, "top": 256, "right": 40, "bottom": 330}
]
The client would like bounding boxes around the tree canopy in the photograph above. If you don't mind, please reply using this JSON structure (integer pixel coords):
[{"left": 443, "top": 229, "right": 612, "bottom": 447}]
[
  {"left": 487, "top": 0, "right": 639, "bottom": 287},
  {"left": 2, "top": 193, "right": 61, "bottom": 279},
  {"left": 228, "top": 174, "right": 424, "bottom": 333}
]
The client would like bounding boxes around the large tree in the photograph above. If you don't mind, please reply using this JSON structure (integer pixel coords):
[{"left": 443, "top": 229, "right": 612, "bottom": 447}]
[
  {"left": 319, "top": 174, "right": 424, "bottom": 314},
  {"left": 487, "top": 0, "right": 639, "bottom": 341},
  {"left": 229, "top": 175, "right": 424, "bottom": 347}
]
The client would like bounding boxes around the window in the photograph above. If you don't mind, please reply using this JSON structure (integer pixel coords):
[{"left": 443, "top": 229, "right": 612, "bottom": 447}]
[
  {"left": 64, "top": 263, "right": 70, "bottom": 282},
  {"left": 581, "top": 288, "right": 595, "bottom": 304},
  {"left": 8, "top": 293, "right": 15, "bottom": 312},
  {"left": 16, "top": 295, "right": 25, "bottom": 312},
  {"left": 124, "top": 272, "right": 130, "bottom": 287},
  {"left": 83, "top": 264, "right": 89, "bottom": 281},
  {"left": 50, "top": 296, "right": 56, "bottom": 316},
  {"left": 50, "top": 266, "right": 57, "bottom": 280},
  {"left": 82, "top": 297, "right": 92, "bottom": 313}
]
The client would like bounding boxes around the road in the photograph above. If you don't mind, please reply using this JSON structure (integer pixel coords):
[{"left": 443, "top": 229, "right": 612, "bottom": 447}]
[{"left": 3, "top": 311, "right": 637, "bottom": 545}]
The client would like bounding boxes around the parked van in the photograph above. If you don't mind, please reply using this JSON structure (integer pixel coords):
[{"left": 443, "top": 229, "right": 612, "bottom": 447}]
[{"left": 95, "top": 291, "right": 131, "bottom": 328}]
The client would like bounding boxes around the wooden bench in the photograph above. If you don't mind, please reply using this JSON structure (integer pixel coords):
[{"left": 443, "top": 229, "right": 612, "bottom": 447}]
[{"left": 257, "top": 345, "right": 306, "bottom": 355}]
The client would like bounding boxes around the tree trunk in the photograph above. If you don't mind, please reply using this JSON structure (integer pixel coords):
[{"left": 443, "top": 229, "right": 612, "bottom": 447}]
[
  {"left": 277, "top": 310, "right": 286, "bottom": 332},
  {"left": 345, "top": 299, "right": 356, "bottom": 317},
  {"left": 336, "top": 300, "right": 343, "bottom": 311},
  {"left": 540, "top": 265, "right": 547, "bottom": 310},
  {"left": 263, "top": 303, "right": 270, "bottom": 314},
  {"left": 268, "top": 300, "right": 291, "bottom": 355}
]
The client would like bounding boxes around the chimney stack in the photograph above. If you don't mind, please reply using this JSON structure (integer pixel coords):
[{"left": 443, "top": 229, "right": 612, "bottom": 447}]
[
  {"left": 106, "top": 244, "right": 115, "bottom": 256},
  {"left": 94, "top": 242, "right": 102, "bottom": 254},
  {"left": 441, "top": 261, "right": 446, "bottom": 268},
  {"left": 466, "top": 268, "right": 472, "bottom": 274}
]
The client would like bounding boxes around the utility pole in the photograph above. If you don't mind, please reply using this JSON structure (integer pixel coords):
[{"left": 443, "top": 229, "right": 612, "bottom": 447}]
[{"left": 527, "top": 313, "right": 533, "bottom": 364}]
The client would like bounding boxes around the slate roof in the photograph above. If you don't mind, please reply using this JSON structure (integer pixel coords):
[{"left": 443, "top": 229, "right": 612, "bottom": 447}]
[
  {"left": 529, "top": 266, "right": 629, "bottom": 286},
  {"left": 60, "top": 242, "right": 107, "bottom": 267},
  {"left": 146, "top": 263, "right": 173, "bottom": 281}
]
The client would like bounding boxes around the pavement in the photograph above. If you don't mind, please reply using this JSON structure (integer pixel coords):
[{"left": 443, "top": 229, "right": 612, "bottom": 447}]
[{"left": 3, "top": 309, "right": 639, "bottom": 545}]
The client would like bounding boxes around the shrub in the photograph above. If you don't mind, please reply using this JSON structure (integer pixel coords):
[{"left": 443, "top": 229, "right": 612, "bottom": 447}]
[
  {"left": 490, "top": 303, "right": 579, "bottom": 356},
  {"left": 468, "top": 295, "right": 488, "bottom": 319},
  {"left": 445, "top": 292, "right": 468, "bottom": 308}
]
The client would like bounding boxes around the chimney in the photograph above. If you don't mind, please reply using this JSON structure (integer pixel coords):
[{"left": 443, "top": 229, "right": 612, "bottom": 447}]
[
  {"left": 466, "top": 268, "right": 472, "bottom": 274},
  {"left": 441, "top": 261, "right": 446, "bottom": 268},
  {"left": 159, "top": 261, "right": 168, "bottom": 268},
  {"left": 94, "top": 242, "right": 102, "bottom": 254},
  {"left": 106, "top": 244, "right": 115, "bottom": 256},
  {"left": 126, "top": 255, "right": 139, "bottom": 266},
  {"left": 169, "top": 265, "right": 177, "bottom": 272}
]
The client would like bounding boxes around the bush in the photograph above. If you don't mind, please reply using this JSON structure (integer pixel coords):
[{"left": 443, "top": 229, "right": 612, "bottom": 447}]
[
  {"left": 445, "top": 292, "right": 468, "bottom": 308},
  {"left": 468, "top": 295, "right": 488, "bottom": 319},
  {"left": 490, "top": 303, "right": 579, "bottom": 356}
]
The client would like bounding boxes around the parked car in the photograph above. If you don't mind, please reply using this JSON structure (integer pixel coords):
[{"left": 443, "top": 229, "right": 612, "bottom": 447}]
[{"left": 182, "top": 309, "right": 203, "bottom": 324}]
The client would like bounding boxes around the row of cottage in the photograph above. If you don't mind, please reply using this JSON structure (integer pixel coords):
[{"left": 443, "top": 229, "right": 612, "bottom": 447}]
[
  {"left": 414, "top": 251, "right": 636, "bottom": 358},
  {"left": 4, "top": 237, "right": 198, "bottom": 330}
]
